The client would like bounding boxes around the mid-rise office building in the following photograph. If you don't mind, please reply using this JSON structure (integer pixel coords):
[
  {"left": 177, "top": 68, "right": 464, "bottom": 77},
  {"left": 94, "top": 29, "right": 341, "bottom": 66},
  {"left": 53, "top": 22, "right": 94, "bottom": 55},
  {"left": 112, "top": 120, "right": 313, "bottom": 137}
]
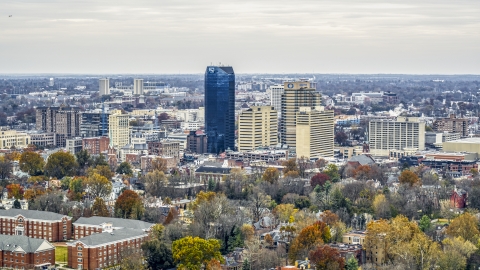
[
  {"left": 433, "top": 114, "right": 469, "bottom": 137},
  {"left": 269, "top": 84, "right": 284, "bottom": 117},
  {"left": 280, "top": 81, "right": 321, "bottom": 147},
  {"left": 296, "top": 107, "right": 334, "bottom": 159},
  {"left": 238, "top": 106, "right": 278, "bottom": 152},
  {"left": 108, "top": 109, "right": 130, "bottom": 148},
  {"left": 35, "top": 106, "right": 82, "bottom": 147},
  {"left": 99, "top": 78, "right": 110, "bottom": 96},
  {"left": 0, "top": 130, "right": 30, "bottom": 149},
  {"left": 133, "top": 79, "right": 144, "bottom": 95},
  {"left": 369, "top": 116, "right": 425, "bottom": 156},
  {"left": 204, "top": 66, "right": 235, "bottom": 153}
]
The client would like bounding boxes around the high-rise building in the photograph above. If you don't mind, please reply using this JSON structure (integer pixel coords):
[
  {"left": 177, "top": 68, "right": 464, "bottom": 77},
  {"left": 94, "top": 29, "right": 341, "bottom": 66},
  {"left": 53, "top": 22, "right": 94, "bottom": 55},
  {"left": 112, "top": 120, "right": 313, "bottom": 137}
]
[
  {"left": 238, "top": 106, "right": 278, "bottom": 152},
  {"left": 296, "top": 106, "right": 334, "bottom": 159},
  {"left": 269, "top": 84, "right": 284, "bottom": 117},
  {"left": 369, "top": 116, "right": 426, "bottom": 156},
  {"left": 433, "top": 114, "right": 469, "bottom": 137},
  {"left": 99, "top": 78, "right": 110, "bottom": 96},
  {"left": 134, "top": 79, "right": 144, "bottom": 95},
  {"left": 80, "top": 110, "right": 109, "bottom": 138},
  {"left": 49, "top": 78, "right": 54, "bottom": 87},
  {"left": 108, "top": 109, "right": 130, "bottom": 148},
  {"left": 280, "top": 81, "right": 321, "bottom": 147},
  {"left": 35, "top": 106, "right": 82, "bottom": 147},
  {"left": 204, "top": 66, "right": 235, "bottom": 153}
]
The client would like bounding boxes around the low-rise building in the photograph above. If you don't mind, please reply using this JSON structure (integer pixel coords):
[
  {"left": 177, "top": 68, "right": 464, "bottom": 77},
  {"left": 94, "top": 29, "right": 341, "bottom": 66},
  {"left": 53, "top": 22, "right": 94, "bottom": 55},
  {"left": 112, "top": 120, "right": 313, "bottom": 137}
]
[
  {"left": 0, "top": 209, "right": 72, "bottom": 242},
  {"left": 0, "top": 234, "right": 56, "bottom": 269},
  {"left": 148, "top": 140, "right": 180, "bottom": 161},
  {"left": 67, "top": 229, "right": 149, "bottom": 270},
  {"left": 82, "top": 137, "right": 110, "bottom": 155},
  {"left": 0, "top": 130, "right": 30, "bottom": 149},
  {"left": 66, "top": 137, "right": 83, "bottom": 154}
]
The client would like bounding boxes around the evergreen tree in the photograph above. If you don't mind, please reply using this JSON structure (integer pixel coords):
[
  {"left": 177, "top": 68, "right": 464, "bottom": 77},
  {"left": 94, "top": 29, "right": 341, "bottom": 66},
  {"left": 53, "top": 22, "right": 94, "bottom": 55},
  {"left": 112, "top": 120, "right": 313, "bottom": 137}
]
[
  {"left": 13, "top": 199, "right": 21, "bottom": 209},
  {"left": 345, "top": 257, "right": 359, "bottom": 270},
  {"left": 242, "top": 258, "right": 251, "bottom": 270}
]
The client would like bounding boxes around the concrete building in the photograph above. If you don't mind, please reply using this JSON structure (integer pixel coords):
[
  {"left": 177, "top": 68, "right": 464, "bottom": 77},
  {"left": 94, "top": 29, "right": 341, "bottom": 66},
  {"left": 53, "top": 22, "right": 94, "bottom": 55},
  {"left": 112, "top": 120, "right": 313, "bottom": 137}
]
[
  {"left": 0, "top": 130, "right": 30, "bottom": 149},
  {"left": 35, "top": 106, "right": 82, "bottom": 147},
  {"left": 186, "top": 131, "right": 207, "bottom": 154},
  {"left": 280, "top": 81, "right": 321, "bottom": 147},
  {"left": 0, "top": 235, "right": 55, "bottom": 269},
  {"left": 99, "top": 78, "right": 110, "bottom": 96},
  {"left": 443, "top": 138, "right": 480, "bottom": 156},
  {"left": 108, "top": 109, "right": 130, "bottom": 148},
  {"left": 369, "top": 116, "right": 425, "bottom": 156},
  {"left": 433, "top": 114, "right": 469, "bottom": 137},
  {"left": 27, "top": 131, "right": 56, "bottom": 147},
  {"left": 147, "top": 140, "right": 180, "bottom": 161},
  {"left": 67, "top": 229, "right": 148, "bottom": 270},
  {"left": 0, "top": 209, "right": 72, "bottom": 242},
  {"left": 66, "top": 137, "right": 83, "bottom": 154},
  {"left": 269, "top": 84, "right": 284, "bottom": 117},
  {"left": 80, "top": 110, "right": 109, "bottom": 138},
  {"left": 82, "top": 137, "right": 110, "bottom": 155},
  {"left": 425, "top": 132, "right": 461, "bottom": 147},
  {"left": 133, "top": 79, "right": 144, "bottom": 95},
  {"left": 238, "top": 106, "right": 278, "bottom": 152},
  {"left": 296, "top": 106, "right": 334, "bottom": 159}
]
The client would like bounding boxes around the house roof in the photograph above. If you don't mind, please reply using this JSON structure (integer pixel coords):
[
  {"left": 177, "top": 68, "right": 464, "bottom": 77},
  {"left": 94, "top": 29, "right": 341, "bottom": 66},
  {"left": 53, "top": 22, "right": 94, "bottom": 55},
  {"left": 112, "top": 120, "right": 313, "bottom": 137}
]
[
  {"left": 0, "top": 235, "right": 54, "bottom": 253},
  {"left": 74, "top": 216, "right": 154, "bottom": 231},
  {"left": 0, "top": 209, "right": 70, "bottom": 221},
  {"left": 348, "top": 155, "right": 375, "bottom": 166},
  {"left": 70, "top": 229, "right": 147, "bottom": 247}
]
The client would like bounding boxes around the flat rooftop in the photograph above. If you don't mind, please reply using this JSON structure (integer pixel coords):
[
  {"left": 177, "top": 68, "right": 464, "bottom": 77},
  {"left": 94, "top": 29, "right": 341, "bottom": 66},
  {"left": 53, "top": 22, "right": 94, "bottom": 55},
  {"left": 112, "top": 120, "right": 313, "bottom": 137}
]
[{"left": 446, "top": 138, "right": 480, "bottom": 144}]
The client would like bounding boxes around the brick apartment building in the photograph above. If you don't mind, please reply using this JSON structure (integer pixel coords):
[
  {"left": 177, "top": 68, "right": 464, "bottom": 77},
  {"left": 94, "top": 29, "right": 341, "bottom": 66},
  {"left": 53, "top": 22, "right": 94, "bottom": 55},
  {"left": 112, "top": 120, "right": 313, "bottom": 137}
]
[
  {"left": 82, "top": 136, "right": 110, "bottom": 155},
  {"left": 73, "top": 216, "right": 153, "bottom": 240},
  {"left": 147, "top": 140, "right": 180, "bottom": 160},
  {"left": 0, "top": 209, "right": 72, "bottom": 242},
  {"left": 67, "top": 229, "right": 149, "bottom": 270},
  {"left": 433, "top": 114, "right": 469, "bottom": 137},
  {"left": 186, "top": 130, "right": 208, "bottom": 154},
  {"left": 0, "top": 234, "right": 55, "bottom": 269}
]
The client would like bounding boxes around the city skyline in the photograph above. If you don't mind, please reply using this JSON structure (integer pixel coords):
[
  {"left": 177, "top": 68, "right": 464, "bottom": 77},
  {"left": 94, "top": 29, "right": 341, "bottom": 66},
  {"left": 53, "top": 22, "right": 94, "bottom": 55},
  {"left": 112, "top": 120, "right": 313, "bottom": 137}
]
[{"left": 1, "top": 0, "right": 479, "bottom": 74}]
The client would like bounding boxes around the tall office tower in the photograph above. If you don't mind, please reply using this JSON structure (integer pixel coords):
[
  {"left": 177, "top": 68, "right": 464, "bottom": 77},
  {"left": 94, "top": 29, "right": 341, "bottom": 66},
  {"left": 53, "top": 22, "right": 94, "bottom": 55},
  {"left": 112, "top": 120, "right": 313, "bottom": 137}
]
[
  {"left": 280, "top": 81, "right": 321, "bottom": 147},
  {"left": 369, "top": 116, "right": 426, "bottom": 156},
  {"left": 134, "top": 79, "right": 144, "bottom": 95},
  {"left": 108, "top": 109, "right": 130, "bottom": 148},
  {"left": 269, "top": 84, "right": 284, "bottom": 117},
  {"left": 80, "top": 110, "right": 110, "bottom": 137},
  {"left": 49, "top": 78, "right": 54, "bottom": 87},
  {"left": 204, "top": 66, "right": 235, "bottom": 153},
  {"left": 99, "top": 78, "right": 110, "bottom": 96},
  {"left": 238, "top": 106, "right": 278, "bottom": 152},
  {"left": 35, "top": 106, "right": 81, "bottom": 147},
  {"left": 296, "top": 106, "right": 334, "bottom": 159}
]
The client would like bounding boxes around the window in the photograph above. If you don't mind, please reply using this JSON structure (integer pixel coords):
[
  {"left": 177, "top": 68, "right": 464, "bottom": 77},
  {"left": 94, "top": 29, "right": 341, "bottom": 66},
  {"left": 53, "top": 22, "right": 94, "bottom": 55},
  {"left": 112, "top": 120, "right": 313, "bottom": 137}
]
[
  {"left": 78, "top": 253, "right": 82, "bottom": 257},
  {"left": 78, "top": 258, "right": 83, "bottom": 262},
  {"left": 77, "top": 246, "right": 83, "bottom": 251}
]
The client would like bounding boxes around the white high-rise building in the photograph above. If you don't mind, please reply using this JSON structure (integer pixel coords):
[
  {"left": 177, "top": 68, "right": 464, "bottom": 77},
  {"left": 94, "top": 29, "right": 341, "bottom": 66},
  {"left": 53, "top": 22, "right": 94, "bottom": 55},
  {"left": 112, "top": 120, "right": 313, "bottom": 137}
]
[
  {"left": 296, "top": 106, "right": 334, "bottom": 159},
  {"left": 99, "top": 78, "right": 110, "bottom": 96},
  {"left": 238, "top": 106, "right": 278, "bottom": 152},
  {"left": 134, "top": 79, "right": 144, "bottom": 95},
  {"left": 49, "top": 78, "right": 54, "bottom": 87},
  {"left": 269, "top": 84, "right": 284, "bottom": 118}
]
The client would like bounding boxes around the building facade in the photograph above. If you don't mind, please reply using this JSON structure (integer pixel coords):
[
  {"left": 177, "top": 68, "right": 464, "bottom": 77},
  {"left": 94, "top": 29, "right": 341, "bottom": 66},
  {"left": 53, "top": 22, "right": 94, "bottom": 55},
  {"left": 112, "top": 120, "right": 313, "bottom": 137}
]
[
  {"left": 0, "top": 209, "right": 72, "bottom": 242},
  {"left": 238, "top": 106, "right": 278, "bottom": 152},
  {"left": 0, "top": 235, "right": 55, "bottom": 269},
  {"left": 433, "top": 114, "right": 468, "bottom": 137},
  {"left": 108, "top": 109, "right": 130, "bottom": 148},
  {"left": 133, "top": 79, "right": 144, "bottom": 95},
  {"left": 186, "top": 131, "right": 208, "bottom": 154},
  {"left": 99, "top": 78, "right": 110, "bottom": 96},
  {"left": 269, "top": 84, "right": 284, "bottom": 118},
  {"left": 204, "top": 66, "right": 235, "bottom": 153},
  {"left": 27, "top": 132, "right": 56, "bottom": 147},
  {"left": 35, "top": 106, "right": 82, "bottom": 147},
  {"left": 66, "top": 137, "right": 83, "bottom": 154},
  {"left": 296, "top": 107, "right": 334, "bottom": 159},
  {"left": 82, "top": 137, "right": 110, "bottom": 155},
  {"left": 73, "top": 216, "right": 153, "bottom": 240},
  {"left": 368, "top": 117, "right": 425, "bottom": 156},
  {"left": 147, "top": 140, "right": 180, "bottom": 160},
  {"left": 0, "top": 130, "right": 30, "bottom": 149},
  {"left": 280, "top": 81, "right": 321, "bottom": 147},
  {"left": 80, "top": 110, "right": 109, "bottom": 138}
]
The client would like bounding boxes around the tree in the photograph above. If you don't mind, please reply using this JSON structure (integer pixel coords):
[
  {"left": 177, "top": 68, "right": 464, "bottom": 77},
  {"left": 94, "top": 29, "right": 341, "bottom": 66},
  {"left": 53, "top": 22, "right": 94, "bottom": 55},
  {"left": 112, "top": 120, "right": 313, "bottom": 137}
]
[
  {"left": 85, "top": 173, "right": 112, "bottom": 199},
  {"left": 335, "top": 131, "right": 348, "bottom": 145},
  {"left": 0, "top": 157, "right": 12, "bottom": 179},
  {"left": 44, "top": 151, "right": 78, "bottom": 179},
  {"left": 68, "top": 177, "right": 85, "bottom": 201},
  {"left": 23, "top": 187, "right": 45, "bottom": 201},
  {"left": 262, "top": 167, "right": 280, "bottom": 183},
  {"left": 242, "top": 258, "right": 251, "bottom": 270},
  {"left": 142, "top": 224, "right": 174, "bottom": 270},
  {"left": 172, "top": 236, "right": 224, "bottom": 270},
  {"left": 92, "top": 197, "right": 110, "bottom": 217},
  {"left": 116, "top": 161, "right": 133, "bottom": 175},
  {"left": 151, "top": 158, "right": 169, "bottom": 173},
  {"left": 19, "top": 151, "right": 44, "bottom": 176},
  {"left": 264, "top": 233, "right": 273, "bottom": 246},
  {"left": 75, "top": 149, "right": 90, "bottom": 169},
  {"left": 353, "top": 165, "right": 372, "bottom": 181},
  {"left": 373, "top": 194, "right": 391, "bottom": 219},
  {"left": 87, "top": 165, "right": 114, "bottom": 180},
  {"left": 324, "top": 164, "right": 340, "bottom": 182},
  {"left": 248, "top": 187, "right": 272, "bottom": 223},
  {"left": 345, "top": 256, "right": 359, "bottom": 270},
  {"left": 309, "top": 245, "right": 345, "bottom": 270},
  {"left": 310, "top": 173, "right": 330, "bottom": 188},
  {"left": 471, "top": 168, "right": 479, "bottom": 177},
  {"left": 315, "top": 158, "right": 327, "bottom": 170},
  {"left": 6, "top": 184, "right": 23, "bottom": 199},
  {"left": 13, "top": 199, "right": 21, "bottom": 209},
  {"left": 115, "top": 190, "right": 144, "bottom": 219},
  {"left": 289, "top": 221, "right": 331, "bottom": 262},
  {"left": 446, "top": 212, "right": 480, "bottom": 243},
  {"left": 319, "top": 210, "right": 339, "bottom": 226},
  {"left": 282, "top": 158, "right": 298, "bottom": 176},
  {"left": 274, "top": 204, "right": 297, "bottom": 223},
  {"left": 399, "top": 170, "right": 420, "bottom": 186},
  {"left": 419, "top": 215, "right": 431, "bottom": 232},
  {"left": 144, "top": 170, "right": 168, "bottom": 197}
]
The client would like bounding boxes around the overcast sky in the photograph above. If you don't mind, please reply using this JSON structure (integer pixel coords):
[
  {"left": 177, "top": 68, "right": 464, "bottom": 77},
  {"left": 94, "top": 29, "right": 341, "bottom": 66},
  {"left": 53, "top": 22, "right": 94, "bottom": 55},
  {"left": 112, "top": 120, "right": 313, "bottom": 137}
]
[{"left": 1, "top": 0, "right": 479, "bottom": 74}]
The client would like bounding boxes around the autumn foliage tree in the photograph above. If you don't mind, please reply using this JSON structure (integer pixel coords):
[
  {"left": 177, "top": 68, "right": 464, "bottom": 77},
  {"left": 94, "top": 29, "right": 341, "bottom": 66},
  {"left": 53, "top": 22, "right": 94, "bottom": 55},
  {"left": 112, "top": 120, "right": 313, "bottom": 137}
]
[
  {"left": 92, "top": 197, "right": 110, "bottom": 217},
  {"left": 172, "top": 236, "right": 224, "bottom": 270},
  {"left": 85, "top": 173, "right": 112, "bottom": 199},
  {"left": 309, "top": 245, "right": 345, "bottom": 270},
  {"left": 115, "top": 190, "right": 144, "bottom": 219},
  {"left": 282, "top": 158, "right": 299, "bottom": 176},
  {"left": 262, "top": 167, "right": 280, "bottom": 183},
  {"left": 398, "top": 170, "right": 421, "bottom": 186},
  {"left": 19, "top": 151, "right": 45, "bottom": 176},
  {"left": 6, "top": 184, "right": 24, "bottom": 199},
  {"left": 446, "top": 212, "right": 480, "bottom": 243},
  {"left": 353, "top": 165, "right": 372, "bottom": 180},
  {"left": 289, "top": 221, "right": 331, "bottom": 262},
  {"left": 310, "top": 173, "right": 330, "bottom": 188},
  {"left": 44, "top": 151, "right": 78, "bottom": 179}
]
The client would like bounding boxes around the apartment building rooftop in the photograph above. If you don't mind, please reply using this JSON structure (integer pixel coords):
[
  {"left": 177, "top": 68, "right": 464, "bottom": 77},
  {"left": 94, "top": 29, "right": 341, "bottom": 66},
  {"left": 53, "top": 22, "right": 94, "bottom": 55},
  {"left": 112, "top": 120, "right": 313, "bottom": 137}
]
[
  {"left": 74, "top": 216, "right": 154, "bottom": 231},
  {"left": 0, "top": 234, "right": 54, "bottom": 253},
  {"left": 68, "top": 229, "right": 147, "bottom": 247},
  {"left": 0, "top": 209, "right": 71, "bottom": 221}
]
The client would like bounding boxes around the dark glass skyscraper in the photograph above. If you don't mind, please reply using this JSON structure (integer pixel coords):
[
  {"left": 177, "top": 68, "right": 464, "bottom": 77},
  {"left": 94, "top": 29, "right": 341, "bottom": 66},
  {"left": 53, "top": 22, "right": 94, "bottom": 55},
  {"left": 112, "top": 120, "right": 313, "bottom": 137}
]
[{"left": 204, "top": 66, "right": 235, "bottom": 153}]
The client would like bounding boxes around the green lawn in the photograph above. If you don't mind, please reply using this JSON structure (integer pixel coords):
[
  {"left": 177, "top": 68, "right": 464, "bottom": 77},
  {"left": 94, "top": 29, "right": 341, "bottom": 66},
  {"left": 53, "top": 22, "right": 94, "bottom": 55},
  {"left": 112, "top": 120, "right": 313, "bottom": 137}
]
[{"left": 55, "top": 246, "right": 68, "bottom": 263}]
